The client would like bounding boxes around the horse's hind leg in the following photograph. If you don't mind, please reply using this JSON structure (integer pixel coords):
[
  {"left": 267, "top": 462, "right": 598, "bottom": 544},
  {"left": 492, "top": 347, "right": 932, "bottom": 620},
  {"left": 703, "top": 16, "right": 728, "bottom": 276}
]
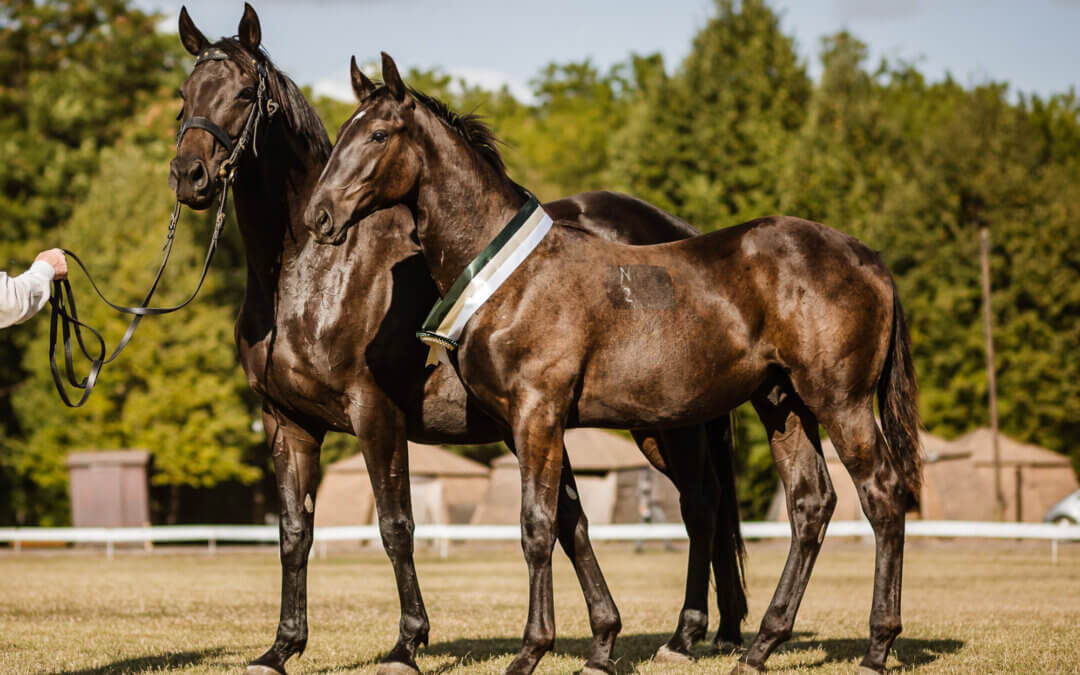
[
  {"left": 648, "top": 426, "right": 718, "bottom": 663},
  {"left": 821, "top": 407, "right": 908, "bottom": 674},
  {"left": 249, "top": 404, "right": 324, "bottom": 675},
  {"left": 552, "top": 445, "right": 621, "bottom": 674},
  {"left": 706, "top": 415, "right": 749, "bottom": 653},
  {"left": 736, "top": 382, "right": 834, "bottom": 674}
]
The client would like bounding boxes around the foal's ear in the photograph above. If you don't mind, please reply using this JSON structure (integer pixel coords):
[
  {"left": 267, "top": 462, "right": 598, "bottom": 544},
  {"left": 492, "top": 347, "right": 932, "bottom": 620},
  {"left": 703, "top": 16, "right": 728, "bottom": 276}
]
[
  {"left": 178, "top": 6, "right": 210, "bottom": 56},
  {"left": 238, "top": 2, "right": 262, "bottom": 52},
  {"left": 351, "top": 56, "right": 375, "bottom": 100},
  {"left": 381, "top": 52, "right": 406, "bottom": 102}
]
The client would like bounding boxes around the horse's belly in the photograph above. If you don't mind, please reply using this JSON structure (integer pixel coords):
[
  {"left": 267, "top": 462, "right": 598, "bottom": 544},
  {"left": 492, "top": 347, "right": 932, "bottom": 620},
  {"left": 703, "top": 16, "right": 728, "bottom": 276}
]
[{"left": 572, "top": 305, "right": 765, "bottom": 428}]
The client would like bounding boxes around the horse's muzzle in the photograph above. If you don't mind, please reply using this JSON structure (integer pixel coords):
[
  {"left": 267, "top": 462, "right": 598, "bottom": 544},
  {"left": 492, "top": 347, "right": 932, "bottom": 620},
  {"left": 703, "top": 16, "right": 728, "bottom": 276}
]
[{"left": 169, "top": 155, "right": 215, "bottom": 209}]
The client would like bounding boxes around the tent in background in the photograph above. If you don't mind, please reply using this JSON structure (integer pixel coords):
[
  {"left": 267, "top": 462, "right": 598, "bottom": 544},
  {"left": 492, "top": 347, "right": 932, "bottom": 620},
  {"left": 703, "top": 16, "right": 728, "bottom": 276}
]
[
  {"left": 315, "top": 443, "right": 490, "bottom": 528},
  {"left": 471, "top": 428, "right": 682, "bottom": 526},
  {"left": 767, "top": 428, "right": 1077, "bottom": 523}
]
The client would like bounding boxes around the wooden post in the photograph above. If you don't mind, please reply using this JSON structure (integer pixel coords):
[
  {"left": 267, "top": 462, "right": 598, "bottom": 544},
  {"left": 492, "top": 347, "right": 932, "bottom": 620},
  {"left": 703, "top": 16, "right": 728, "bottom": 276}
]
[{"left": 980, "top": 226, "right": 1005, "bottom": 521}]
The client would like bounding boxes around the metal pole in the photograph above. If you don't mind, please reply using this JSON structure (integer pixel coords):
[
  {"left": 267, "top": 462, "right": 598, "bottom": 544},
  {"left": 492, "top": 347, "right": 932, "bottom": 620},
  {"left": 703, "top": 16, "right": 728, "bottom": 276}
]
[{"left": 980, "top": 226, "right": 1005, "bottom": 521}]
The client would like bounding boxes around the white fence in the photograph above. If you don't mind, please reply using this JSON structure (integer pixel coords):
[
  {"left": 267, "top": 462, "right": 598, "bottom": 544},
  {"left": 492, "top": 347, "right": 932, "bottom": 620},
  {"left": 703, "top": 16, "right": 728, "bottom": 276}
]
[{"left": 1, "top": 521, "right": 1077, "bottom": 561}]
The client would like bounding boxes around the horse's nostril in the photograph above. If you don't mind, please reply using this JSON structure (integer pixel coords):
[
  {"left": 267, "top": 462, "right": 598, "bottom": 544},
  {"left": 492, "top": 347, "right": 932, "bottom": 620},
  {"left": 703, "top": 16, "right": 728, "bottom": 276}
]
[
  {"left": 315, "top": 209, "right": 332, "bottom": 234},
  {"left": 189, "top": 160, "right": 206, "bottom": 188}
]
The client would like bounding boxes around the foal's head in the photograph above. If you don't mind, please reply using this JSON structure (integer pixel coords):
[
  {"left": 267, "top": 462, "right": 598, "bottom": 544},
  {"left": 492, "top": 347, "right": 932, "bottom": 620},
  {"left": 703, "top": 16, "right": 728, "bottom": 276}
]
[{"left": 306, "top": 52, "right": 505, "bottom": 245}]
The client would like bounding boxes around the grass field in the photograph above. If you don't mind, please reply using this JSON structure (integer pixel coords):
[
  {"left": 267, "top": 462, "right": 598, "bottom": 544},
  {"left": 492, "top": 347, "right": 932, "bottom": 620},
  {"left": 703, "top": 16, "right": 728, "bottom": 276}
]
[{"left": 1, "top": 539, "right": 1078, "bottom": 674}]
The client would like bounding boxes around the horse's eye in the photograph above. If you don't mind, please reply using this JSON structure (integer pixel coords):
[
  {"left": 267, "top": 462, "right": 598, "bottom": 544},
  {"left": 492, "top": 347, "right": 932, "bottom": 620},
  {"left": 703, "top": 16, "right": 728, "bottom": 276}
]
[
  {"left": 237, "top": 87, "right": 256, "bottom": 101},
  {"left": 370, "top": 130, "right": 388, "bottom": 143}
]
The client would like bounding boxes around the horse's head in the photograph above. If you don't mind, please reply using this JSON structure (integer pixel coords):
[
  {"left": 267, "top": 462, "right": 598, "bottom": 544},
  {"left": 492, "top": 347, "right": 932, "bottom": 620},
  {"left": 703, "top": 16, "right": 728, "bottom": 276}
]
[
  {"left": 169, "top": 3, "right": 268, "bottom": 209},
  {"left": 306, "top": 53, "right": 422, "bottom": 244}
]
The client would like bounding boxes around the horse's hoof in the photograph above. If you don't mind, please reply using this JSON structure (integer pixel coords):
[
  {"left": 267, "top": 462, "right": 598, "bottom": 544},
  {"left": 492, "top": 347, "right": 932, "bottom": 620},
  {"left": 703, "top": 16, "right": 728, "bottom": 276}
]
[
  {"left": 377, "top": 661, "right": 421, "bottom": 675},
  {"left": 857, "top": 667, "right": 883, "bottom": 675},
  {"left": 729, "top": 662, "right": 762, "bottom": 674},
  {"left": 654, "top": 644, "right": 692, "bottom": 664},
  {"left": 712, "top": 640, "right": 745, "bottom": 656},
  {"left": 247, "top": 666, "right": 285, "bottom": 675}
]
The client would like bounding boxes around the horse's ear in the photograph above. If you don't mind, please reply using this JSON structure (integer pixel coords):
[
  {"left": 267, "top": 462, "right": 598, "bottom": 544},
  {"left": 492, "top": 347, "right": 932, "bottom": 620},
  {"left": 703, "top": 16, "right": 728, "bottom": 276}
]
[
  {"left": 238, "top": 2, "right": 262, "bottom": 52},
  {"left": 178, "top": 6, "right": 209, "bottom": 56},
  {"left": 351, "top": 56, "right": 375, "bottom": 100},
  {"left": 381, "top": 52, "right": 406, "bottom": 102}
]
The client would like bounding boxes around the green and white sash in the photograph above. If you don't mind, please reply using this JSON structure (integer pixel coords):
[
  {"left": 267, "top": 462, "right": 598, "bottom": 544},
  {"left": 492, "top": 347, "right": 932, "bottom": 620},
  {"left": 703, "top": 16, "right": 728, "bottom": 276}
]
[{"left": 417, "top": 196, "right": 553, "bottom": 366}]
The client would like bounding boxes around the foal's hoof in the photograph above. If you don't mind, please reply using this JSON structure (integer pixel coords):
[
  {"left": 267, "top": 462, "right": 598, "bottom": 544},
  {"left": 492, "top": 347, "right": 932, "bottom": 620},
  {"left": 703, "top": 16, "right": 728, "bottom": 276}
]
[
  {"left": 728, "top": 662, "right": 762, "bottom": 674},
  {"left": 247, "top": 666, "right": 285, "bottom": 675},
  {"left": 376, "top": 661, "right": 421, "bottom": 675},
  {"left": 579, "top": 667, "right": 613, "bottom": 675},
  {"left": 857, "top": 667, "right": 884, "bottom": 675},
  {"left": 654, "top": 645, "right": 692, "bottom": 664}
]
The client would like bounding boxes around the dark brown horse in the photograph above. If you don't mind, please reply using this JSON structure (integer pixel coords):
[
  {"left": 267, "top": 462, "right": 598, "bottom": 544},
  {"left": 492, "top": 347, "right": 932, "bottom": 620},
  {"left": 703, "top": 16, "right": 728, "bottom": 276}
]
[
  {"left": 171, "top": 6, "right": 748, "bottom": 674},
  {"left": 306, "top": 52, "right": 923, "bottom": 675}
]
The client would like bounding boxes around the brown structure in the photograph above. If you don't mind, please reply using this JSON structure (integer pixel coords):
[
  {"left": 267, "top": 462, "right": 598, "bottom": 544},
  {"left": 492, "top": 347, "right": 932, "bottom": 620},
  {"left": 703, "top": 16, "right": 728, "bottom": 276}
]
[
  {"left": 67, "top": 451, "right": 151, "bottom": 528},
  {"left": 768, "top": 428, "right": 1078, "bottom": 523},
  {"left": 315, "top": 443, "right": 489, "bottom": 527},
  {"left": 471, "top": 429, "right": 682, "bottom": 525}
]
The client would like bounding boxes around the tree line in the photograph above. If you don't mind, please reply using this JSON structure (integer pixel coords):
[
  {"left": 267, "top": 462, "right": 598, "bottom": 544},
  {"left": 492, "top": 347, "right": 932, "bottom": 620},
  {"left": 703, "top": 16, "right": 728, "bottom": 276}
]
[{"left": 1, "top": 0, "right": 1076, "bottom": 524}]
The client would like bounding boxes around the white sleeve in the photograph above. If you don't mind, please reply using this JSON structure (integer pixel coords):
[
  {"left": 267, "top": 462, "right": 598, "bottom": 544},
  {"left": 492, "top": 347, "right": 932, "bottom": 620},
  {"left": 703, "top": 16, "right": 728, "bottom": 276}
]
[{"left": 0, "top": 261, "right": 55, "bottom": 328}]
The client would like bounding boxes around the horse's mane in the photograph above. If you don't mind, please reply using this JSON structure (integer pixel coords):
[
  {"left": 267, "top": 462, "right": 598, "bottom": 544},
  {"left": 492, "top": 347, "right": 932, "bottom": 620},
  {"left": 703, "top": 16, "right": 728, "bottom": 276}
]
[
  {"left": 211, "top": 38, "right": 332, "bottom": 161},
  {"left": 406, "top": 87, "right": 506, "bottom": 176}
]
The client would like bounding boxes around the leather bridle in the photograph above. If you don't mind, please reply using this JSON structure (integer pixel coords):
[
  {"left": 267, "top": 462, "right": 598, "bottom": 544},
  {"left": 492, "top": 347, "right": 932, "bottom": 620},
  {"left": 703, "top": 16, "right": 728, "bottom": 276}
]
[{"left": 48, "top": 48, "right": 277, "bottom": 407}]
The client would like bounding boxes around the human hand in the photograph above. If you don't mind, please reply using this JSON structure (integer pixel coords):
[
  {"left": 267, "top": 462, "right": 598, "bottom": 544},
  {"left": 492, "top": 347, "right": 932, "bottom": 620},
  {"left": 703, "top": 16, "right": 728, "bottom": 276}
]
[{"left": 35, "top": 248, "right": 68, "bottom": 280}]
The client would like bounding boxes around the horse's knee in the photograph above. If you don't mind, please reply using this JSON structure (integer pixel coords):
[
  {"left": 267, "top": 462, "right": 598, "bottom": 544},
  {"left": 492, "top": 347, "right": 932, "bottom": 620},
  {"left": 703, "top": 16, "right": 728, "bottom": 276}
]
[
  {"left": 378, "top": 513, "right": 415, "bottom": 556},
  {"left": 521, "top": 505, "right": 557, "bottom": 563},
  {"left": 280, "top": 520, "right": 312, "bottom": 567}
]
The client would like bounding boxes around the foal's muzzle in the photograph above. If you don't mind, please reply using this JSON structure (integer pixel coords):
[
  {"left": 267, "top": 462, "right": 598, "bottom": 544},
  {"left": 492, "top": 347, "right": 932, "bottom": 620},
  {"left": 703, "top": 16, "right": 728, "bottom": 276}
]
[{"left": 306, "top": 202, "right": 346, "bottom": 245}]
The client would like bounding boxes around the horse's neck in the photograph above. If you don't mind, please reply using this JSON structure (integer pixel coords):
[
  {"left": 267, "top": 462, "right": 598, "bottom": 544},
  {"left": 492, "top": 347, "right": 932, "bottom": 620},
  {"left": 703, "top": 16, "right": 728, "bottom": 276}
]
[
  {"left": 233, "top": 135, "right": 323, "bottom": 305},
  {"left": 414, "top": 122, "right": 527, "bottom": 295}
]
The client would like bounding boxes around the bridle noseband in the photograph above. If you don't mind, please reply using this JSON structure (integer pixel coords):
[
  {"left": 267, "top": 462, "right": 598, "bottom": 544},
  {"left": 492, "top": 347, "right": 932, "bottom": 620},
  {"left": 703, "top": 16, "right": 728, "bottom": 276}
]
[{"left": 48, "top": 47, "right": 277, "bottom": 407}]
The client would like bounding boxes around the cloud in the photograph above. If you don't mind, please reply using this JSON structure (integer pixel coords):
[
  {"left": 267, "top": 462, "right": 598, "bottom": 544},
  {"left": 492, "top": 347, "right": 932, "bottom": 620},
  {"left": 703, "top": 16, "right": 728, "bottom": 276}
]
[
  {"left": 312, "top": 76, "right": 357, "bottom": 102},
  {"left": 311, "top": 67, "right": 537, "bottom": 106},
  {"left": 447, "top": 67, "right": 536, "bottom": 105}
]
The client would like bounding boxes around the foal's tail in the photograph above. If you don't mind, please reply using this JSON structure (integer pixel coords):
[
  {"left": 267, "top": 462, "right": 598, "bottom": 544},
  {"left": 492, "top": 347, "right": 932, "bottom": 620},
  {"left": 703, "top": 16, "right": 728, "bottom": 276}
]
[
  {"left": 707, "top": 413, "right": 748, "bottom": 640},
  {"left": 877, "top": 278, "right": 923, "bottom": 510}
]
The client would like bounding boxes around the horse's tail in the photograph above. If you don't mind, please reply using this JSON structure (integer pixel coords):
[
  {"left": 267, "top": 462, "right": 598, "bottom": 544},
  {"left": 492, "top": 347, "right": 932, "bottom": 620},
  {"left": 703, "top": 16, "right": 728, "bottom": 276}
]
[
  {"left": 877, "top": 278, "right": 923, "bottom": 510},
  {"left": 707, "top": 413, "right": 748, "bottom": 642}
]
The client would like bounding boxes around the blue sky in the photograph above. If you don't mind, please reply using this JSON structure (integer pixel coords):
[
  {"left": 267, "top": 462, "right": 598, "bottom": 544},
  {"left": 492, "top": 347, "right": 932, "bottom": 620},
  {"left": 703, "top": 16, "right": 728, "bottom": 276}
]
[{"left": 138, "top": 0, "right": 1080, "bottom": 104}]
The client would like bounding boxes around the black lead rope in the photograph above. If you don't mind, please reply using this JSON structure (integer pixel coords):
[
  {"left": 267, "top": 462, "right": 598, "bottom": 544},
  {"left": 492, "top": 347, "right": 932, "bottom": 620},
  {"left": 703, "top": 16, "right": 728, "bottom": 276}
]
[
  {"left": 47, "top": 54, "right": 274, "bottom": 407},
  {"left": 48, "top": 188, "right": 230, "bottom": 407}
]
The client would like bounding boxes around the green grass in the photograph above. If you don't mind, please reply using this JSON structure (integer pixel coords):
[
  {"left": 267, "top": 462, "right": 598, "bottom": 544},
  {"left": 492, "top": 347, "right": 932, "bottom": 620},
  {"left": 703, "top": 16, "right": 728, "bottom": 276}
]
[{"left": 1, "top": 539, "right": 1078, "bottom": 673}]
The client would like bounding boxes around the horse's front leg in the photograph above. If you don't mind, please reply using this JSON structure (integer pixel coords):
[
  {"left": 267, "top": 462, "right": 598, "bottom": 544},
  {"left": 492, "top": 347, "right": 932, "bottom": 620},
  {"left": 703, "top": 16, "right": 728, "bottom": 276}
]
[
  {"left": 505, "top": 401, "right": 566, "bottom": 675},
  {"left": 249, "top": 404, "right": 324, "bottom": 675},
  {"left": 350, "top": 390, "right": 429, "bottom": 675}
]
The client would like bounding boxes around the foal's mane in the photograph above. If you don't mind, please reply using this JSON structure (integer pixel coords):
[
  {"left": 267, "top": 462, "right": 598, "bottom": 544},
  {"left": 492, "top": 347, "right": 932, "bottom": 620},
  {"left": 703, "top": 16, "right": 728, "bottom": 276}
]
[
  {"left": 406, "top": 87, "right": 507, "bottom": 176},
  {"left": 210, "top": 37, "right": 332, "bottom": 161}
]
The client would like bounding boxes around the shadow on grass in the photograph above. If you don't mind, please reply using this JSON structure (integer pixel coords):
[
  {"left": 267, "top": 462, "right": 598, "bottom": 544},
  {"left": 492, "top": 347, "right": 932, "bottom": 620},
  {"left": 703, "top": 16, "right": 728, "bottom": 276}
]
[
  {"left": 50, "top": 647, "right": 233, "bottom": 674},
  {"left": 318, "top": 632, "right": 963, "bottom": 674},
  {"left": 782, "top": 636, "right": 964, "bottom": 669}
]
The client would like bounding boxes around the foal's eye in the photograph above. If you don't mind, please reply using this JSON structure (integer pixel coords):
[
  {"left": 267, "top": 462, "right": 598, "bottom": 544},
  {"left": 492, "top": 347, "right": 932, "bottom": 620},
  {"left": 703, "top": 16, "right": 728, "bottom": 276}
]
[
  {"left": 370, "top": 130, "right": 388, "bottom": 143},
  {"left": 176, "top": 107, "right": 184, "bottom": 121}
]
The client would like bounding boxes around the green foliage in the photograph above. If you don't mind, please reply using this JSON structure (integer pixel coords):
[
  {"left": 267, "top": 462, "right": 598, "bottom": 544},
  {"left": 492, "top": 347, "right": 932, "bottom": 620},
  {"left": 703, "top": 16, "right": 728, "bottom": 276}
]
[
  {"left": 5, "top": 136, "right": 260, "bottom": 525},
  {"left": 609, "top": 0, "right": 811, "bottom": 228}
]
